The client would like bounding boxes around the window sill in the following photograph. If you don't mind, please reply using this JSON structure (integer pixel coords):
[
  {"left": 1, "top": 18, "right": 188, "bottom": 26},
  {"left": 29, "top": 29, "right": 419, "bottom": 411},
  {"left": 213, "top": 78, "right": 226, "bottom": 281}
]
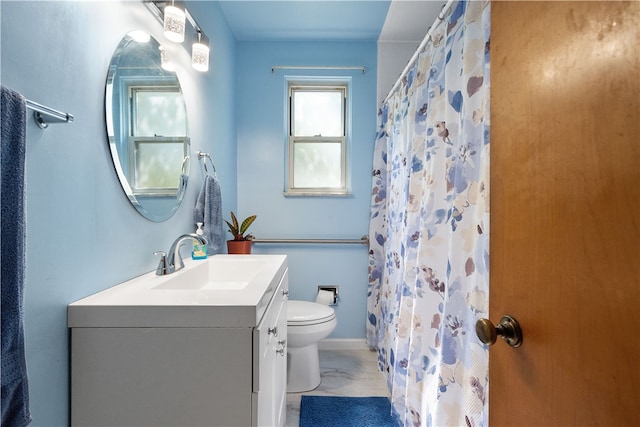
[{"left": 283, "top": 190, "right": 352, "bottom": 198}]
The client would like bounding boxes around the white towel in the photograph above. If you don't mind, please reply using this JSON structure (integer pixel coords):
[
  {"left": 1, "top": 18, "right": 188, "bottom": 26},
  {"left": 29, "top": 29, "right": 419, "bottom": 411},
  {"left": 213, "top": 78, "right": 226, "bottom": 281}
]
[{"left": 193, "top": 174, "right": 223, "bottom": 254}]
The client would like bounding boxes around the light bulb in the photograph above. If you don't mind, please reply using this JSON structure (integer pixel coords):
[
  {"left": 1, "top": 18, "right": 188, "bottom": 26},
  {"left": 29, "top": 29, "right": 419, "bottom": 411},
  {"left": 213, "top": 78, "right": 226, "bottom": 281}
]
[
  {"left": 164, "top": 2, "right": 185, "bottom": 43},
  {"left": 159, "top": 46, "right": 176, "bottom": 72},
  {"left": 192, "top": 33, "right": 210, "bottom": 72}
]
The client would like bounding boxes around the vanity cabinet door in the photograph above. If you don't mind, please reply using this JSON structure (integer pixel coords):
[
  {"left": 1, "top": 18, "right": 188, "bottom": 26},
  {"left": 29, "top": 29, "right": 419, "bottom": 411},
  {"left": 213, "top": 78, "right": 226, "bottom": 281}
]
[
  {"left": 71, "top": 327, "right": 253, "bottom": 427},
  {"left": 271, "top": 275, "right": 288, "bottom": 426},
  {"left": 253, "top": 269, "right": 288, "bottom": 427}
]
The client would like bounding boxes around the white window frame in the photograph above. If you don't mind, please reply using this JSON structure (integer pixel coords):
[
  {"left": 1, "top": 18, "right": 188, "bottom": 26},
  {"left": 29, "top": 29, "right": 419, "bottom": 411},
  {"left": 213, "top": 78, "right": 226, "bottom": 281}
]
[
  {"left": 285, "top": 79, "right": 350, "bottom": 196},
  {"left": 127, "top": 84, "right": 189, "bottom": 196}
]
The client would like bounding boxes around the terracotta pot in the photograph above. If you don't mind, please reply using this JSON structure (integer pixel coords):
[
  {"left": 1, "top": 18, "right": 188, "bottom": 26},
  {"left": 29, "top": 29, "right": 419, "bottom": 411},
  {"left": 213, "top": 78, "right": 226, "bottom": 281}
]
[{"left": 227, "top": 240, "right": 252, "bottom": 254}]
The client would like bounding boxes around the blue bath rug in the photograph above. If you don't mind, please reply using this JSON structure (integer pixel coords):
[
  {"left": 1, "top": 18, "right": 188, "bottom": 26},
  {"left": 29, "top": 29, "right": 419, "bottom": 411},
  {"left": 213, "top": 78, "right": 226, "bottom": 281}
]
[{"left": 299, "top": 395, "right": 398, "bottom": 427}]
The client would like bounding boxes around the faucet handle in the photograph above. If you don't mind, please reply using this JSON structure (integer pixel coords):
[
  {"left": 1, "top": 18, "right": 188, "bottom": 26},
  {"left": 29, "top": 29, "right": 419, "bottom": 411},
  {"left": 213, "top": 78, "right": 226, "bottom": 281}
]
[{"left": 154, "top": 251, "right": 168, "bottom": 276}]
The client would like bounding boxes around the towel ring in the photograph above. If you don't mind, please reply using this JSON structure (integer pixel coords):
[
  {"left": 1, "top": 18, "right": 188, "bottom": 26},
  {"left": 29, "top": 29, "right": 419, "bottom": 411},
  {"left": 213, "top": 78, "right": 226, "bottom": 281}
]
[
  {"left": 181, "top": 156, "right": 190, "bottom": 176},
  {"left": 197, "top": 151, "right": 217, "bottom": 177}
]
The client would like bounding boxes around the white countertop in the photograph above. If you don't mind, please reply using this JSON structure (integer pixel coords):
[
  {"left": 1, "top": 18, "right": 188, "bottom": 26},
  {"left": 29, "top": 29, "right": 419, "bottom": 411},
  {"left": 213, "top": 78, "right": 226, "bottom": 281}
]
[{"left": 67, "top": 254, "right": 287, "bottom": 328}]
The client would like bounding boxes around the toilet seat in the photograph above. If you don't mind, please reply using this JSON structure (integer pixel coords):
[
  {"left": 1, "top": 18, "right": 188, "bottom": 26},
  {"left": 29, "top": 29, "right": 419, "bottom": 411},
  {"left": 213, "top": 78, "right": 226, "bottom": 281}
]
[{"left": 287, "top": 300, "right": 335, "bottom": 326}]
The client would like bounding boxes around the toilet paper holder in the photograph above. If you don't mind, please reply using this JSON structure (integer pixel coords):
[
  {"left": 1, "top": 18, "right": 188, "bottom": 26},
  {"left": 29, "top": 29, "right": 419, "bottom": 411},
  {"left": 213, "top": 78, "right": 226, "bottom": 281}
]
[{"left": 317, "top": 285, "right": 339, "bottom": 305}]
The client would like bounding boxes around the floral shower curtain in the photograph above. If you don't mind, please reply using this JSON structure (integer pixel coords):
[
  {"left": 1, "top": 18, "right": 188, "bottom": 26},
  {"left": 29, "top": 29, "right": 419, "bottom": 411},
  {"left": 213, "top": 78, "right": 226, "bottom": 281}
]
[{"left": 367, "top": 2, "right": 490, "bottom": 426}]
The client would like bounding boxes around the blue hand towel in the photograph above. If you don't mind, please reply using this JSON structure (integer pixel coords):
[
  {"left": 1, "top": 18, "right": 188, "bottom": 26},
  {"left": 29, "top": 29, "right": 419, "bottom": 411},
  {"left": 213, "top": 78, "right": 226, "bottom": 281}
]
[
  {"left": 1, "top": 86, "right": 31, "bottom": 426},
  {"left": 194, "top": 174, "right": 223, "bottom": 254}
]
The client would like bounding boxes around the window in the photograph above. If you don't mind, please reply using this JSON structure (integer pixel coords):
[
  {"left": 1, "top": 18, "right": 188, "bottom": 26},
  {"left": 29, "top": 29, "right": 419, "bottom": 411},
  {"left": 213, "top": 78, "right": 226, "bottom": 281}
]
[
  {"left": 128, "top": 85, "right": 188, "bottom": 196},
  {"left": 286, "top": 82, "right": 349, "bottom": 195}
]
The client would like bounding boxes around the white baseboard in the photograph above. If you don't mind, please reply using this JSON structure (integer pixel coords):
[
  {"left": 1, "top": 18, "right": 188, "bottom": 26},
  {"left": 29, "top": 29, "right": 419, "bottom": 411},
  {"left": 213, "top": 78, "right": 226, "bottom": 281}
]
[{"left": 318, "top": 338, "right": 371, "bottom": 351}]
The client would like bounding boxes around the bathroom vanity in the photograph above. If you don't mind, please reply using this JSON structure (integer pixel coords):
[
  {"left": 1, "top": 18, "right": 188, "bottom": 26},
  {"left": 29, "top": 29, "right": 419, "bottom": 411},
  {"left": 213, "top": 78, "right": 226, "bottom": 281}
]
[{"left": 67, "top": 255, "right": 288, "bottom": 427}]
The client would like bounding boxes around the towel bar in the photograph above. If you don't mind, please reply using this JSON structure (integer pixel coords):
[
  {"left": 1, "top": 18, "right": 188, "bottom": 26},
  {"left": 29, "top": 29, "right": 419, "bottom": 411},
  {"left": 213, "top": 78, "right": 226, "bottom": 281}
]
[{"left": 26, "top": 99, "right": 74, "bottom": 129}]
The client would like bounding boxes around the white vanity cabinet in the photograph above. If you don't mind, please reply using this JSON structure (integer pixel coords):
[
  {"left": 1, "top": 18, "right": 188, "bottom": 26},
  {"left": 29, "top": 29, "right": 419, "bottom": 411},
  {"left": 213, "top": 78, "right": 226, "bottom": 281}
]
[
  {"left": 254, "top": 275, "right": 288, "bottom": 426},
  {"left": 68, "top": 255, "right": 288, "bottom": 427}
]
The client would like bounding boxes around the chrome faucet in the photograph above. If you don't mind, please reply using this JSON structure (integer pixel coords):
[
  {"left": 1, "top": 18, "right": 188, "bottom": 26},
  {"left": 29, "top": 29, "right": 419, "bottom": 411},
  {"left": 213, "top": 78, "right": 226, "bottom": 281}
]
[{"left": 155, "top": 233, "right": 208, "bottom": 275}]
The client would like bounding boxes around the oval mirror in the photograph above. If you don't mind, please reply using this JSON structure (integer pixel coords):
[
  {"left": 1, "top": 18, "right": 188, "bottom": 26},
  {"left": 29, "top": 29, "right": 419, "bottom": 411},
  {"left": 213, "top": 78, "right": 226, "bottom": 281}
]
[{"left": 105, "top": 31, "right": 189, "bottom": 222}]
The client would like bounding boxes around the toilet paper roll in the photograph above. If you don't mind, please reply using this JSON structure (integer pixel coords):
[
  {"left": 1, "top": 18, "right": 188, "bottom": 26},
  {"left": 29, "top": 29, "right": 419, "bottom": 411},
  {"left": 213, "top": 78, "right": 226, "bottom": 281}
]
[{"left": 316, "top": 289, "right": 334, "bottom": 305}]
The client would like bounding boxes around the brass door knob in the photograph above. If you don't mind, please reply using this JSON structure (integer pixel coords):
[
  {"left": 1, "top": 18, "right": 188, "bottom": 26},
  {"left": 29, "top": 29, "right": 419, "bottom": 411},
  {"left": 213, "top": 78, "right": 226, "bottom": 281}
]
[{"left": 475, "top": 315, "right": 523, "bottom": 348}]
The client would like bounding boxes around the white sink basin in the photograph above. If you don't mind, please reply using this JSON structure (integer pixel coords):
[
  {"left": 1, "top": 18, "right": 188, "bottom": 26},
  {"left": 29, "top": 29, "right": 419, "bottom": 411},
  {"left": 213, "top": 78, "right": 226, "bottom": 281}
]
[
  {"left": 153, "top": 258, "right": 267, "bottom": 291},
  {"left": 67, "top": 255, "right": 288, "bottom": 328}
]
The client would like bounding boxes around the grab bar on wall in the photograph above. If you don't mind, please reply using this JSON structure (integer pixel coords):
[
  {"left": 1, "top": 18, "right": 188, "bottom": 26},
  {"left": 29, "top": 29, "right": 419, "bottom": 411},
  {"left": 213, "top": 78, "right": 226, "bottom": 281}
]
[
  {"left": 26, "top": 99, "right": 74, "bottom": 129},
  {"left": 252, "top": 236, "right": 369, "bottom": 246}
]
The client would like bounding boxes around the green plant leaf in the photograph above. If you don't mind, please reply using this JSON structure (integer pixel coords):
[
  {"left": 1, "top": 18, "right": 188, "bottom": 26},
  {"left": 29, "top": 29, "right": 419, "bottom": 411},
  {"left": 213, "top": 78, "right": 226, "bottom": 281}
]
[
  {"left": 224, "top": 220, "right": 237, "bottom": 235},
  {"left": 239, "top": 215, "right": 257, "bottom": 235},
  {"left": 225, "top": 212, "right": 256, "bottom": 240},
  {"left": 230, "top": 211, "right": 239, "bottom": 230}
]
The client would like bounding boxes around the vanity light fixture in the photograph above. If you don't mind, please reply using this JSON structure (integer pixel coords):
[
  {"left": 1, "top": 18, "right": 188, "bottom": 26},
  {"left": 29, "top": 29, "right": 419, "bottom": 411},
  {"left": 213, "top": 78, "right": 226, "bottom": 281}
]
[
  {"left": 159, "top": 45, "right": 176, "bottom": 72},
  {"left": 191, "top": 31, "right": 210, "bottom": 72},
  {"left": 163, "top": 0, "right": 185, "bottom": 43},
  {"left": 145, "top": 1, "right": 210, "bottom": 73}
]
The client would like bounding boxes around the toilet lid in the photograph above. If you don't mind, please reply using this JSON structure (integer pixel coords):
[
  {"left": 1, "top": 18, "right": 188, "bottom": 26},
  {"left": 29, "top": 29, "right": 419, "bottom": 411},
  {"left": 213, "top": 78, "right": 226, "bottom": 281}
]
[{"left": 287, "top": 300, "right": 335, "bottom": 324}]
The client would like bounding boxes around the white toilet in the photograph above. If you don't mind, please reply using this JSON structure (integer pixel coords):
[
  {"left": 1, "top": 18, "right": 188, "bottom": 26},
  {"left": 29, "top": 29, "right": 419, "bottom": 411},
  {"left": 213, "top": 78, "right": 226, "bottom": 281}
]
[{"left": 286, "top": 300, "right": 337, "bottom": 392}]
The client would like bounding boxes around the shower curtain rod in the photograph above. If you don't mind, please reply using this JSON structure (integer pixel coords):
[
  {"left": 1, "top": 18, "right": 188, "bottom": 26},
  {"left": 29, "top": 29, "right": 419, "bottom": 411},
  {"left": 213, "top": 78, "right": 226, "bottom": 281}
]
[
  {"left": 382, "top": 0, "right": 455, "bottom": 105},
  {"left": 252, "top": 236, "right": 369, "bottom": 246},
  {"left": 26, "top": 99, "right": 74, "bottom": 129},
  {"left": 271, "top": 65, "right": 366, "bottom": 74}
]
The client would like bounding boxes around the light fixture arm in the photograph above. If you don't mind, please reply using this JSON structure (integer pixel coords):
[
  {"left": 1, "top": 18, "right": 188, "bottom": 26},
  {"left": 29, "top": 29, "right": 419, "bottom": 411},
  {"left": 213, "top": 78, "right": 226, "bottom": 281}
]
[{"left": 184, "top": 7, "right": 203, "bottom": 35}]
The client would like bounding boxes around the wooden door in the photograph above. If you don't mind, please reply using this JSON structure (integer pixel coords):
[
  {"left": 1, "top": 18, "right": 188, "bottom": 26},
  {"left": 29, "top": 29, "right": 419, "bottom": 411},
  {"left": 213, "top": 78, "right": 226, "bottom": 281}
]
[{"left": 490, "top": 2, "right": 639, "bottom": 426}]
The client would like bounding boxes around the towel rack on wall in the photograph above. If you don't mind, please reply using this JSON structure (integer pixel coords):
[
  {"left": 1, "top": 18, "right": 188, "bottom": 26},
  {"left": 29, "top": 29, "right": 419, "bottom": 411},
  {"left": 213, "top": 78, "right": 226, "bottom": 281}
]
[
  {"left": 26, "top": 99, "right": 74, "bottom": 129},
  {"left": 252, "top": 236, "right": 369, "bottom": 246},
  {"left": 197, "top": 151, "right": 217, "bottom": 176}
]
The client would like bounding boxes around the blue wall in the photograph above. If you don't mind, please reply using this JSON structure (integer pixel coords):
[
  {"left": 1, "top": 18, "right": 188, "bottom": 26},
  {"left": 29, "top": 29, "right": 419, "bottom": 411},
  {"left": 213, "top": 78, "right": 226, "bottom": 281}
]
[
  {"left": 2, "top": 1, "right": 377, "bottom": 425},
  {"left": 0, "top": 1, "right": 236, "bottom": 425},
  {"left": 236, "top": 41, "right": 377, "bottom": 339}
]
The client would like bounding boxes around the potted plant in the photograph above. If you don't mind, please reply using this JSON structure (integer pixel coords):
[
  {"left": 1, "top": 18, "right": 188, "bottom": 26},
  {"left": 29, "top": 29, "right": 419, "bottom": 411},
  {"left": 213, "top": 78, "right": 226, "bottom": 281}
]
[{"left": 225, "top": 211, "right": 257, "bottom": 254}]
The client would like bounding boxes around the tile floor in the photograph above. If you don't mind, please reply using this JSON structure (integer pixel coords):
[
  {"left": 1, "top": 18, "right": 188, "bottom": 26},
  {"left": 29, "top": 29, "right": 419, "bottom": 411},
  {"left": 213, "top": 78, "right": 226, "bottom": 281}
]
[{"left": 285, "top": 349, "right": 389, "bottom": 426}]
